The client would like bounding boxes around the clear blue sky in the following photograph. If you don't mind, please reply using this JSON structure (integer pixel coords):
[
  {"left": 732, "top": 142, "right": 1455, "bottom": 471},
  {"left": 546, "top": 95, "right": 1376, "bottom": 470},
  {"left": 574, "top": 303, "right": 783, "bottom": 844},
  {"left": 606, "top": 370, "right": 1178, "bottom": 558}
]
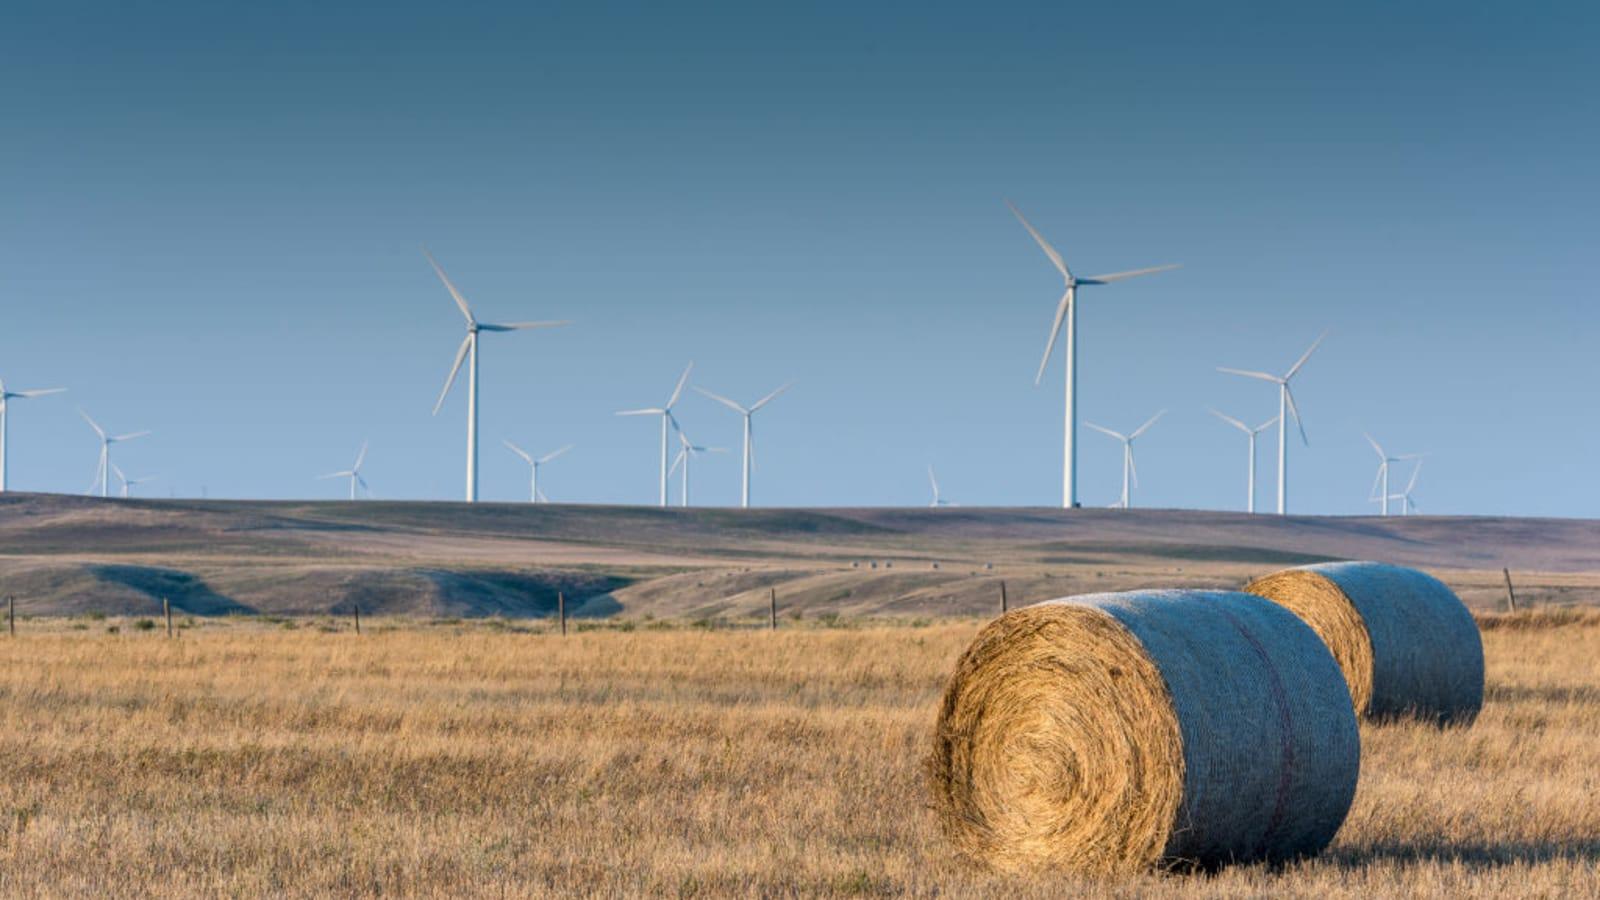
[{"left": 2, "top": 1, "right": 1595, "bottom": 514}]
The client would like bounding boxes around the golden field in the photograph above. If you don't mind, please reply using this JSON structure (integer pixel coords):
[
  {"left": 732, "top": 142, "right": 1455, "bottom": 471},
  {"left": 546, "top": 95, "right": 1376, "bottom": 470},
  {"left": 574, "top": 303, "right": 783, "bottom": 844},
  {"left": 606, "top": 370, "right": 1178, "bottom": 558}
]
[{"left": 0, "top": 611, "right": 1596, "bottom": 898}]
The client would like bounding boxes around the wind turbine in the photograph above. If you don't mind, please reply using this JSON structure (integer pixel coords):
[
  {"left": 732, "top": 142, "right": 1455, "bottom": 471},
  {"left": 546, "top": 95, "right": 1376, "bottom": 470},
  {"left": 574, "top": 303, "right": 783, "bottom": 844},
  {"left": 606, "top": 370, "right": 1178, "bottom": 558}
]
[
  {"left": 504, "top": 440, "right": 571, "bottom": 503},
  {"left": 693, "top": 381, "right": 792, "bottom": 509},
  {"left": 1007, "top": 201, "right": 1179, "bottom": 509},
  {"left": 425, "top": 248, "right": 568, "bottom": 503},
  {"left": 927, "top": 465, "right": 955, "bottom": 508},
  {"left": 616, "top": 363, "right": 694, "bottom": 507},
  {"left": 668, "top": 428, "right": 725, "bottom": 507},
  {"left": 1218, "top": 332, "right": 1327, "bottom": 515},
  {"left": 0, "top": 379, "right": 66, "bottom": 493},
  {"left": 80, "top": 410, "right": 150, "bottom": 499},
  {"left": 111, "top": 464, "right": 157, "bottom": 499},
  {"left": 1210, "top": 409, "right": 1279, "bottom": 514},
  {"left": 317, "top": 441, "right": 369, "bottom": 500},
  {"left": 1084, "top": 410, "right": 1165, "bottom": 509},
  {"left": 1364, "top": 433, "right": 1423, "bottom": 517},
  {"left": 1384, "top": 458, "right": 1424, "bottom": 516}
]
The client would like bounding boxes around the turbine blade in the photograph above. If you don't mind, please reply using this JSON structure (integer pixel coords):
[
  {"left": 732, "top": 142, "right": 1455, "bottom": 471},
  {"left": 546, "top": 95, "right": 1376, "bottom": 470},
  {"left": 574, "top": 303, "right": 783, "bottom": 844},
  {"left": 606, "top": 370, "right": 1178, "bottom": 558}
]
[
  {"left": 352, "top": 441, "right": 368, "bottom": 471},
  {"left": 665, "top": 362, "right": 695, "bottom": 409},
  {"left": 1208, "top": 408, "right": 1249, "bottom": 433},
  {"left": 422, "top": 247, "right": 476, "bottom": 325},
  {"left": 432, "top": 335, "right": 472, "bottom": 415},
  {"left": 112, "top": 431, "right": 150, "bottom": 442},
  {"left": 1034, "top": 290, "right": 1071, "bottom": 385},
  {"left": 1285, "top": 330, "right": 1329, "bottom": 380},
  {"left": 112, "top": 463, "right": 127, "bottom": 485},
  {"left": 1128, "top": 448, "right": 1140, "bottom": 488},
  {"left": 478, "top": 320, "right": 570, "bottom": 332},
  {"left": 1005, "top": 200, "right": 1071, "bottom": 280},
  {"left": 316, "top": 471, "right": 351, "bottom": 480},
  {"left": 927, "top": 465, "right": 939, "bottom": 496},
  {"left": 1363, "top": 432, "right": 1385, "bottom": 459},
  {"left": 615, "top": 408, "right": 664, "bottom": 416},
  {"left": 1216, "top": 367, "right": 1280, "bottom": 384},
  {"left": 537, "top": 444, "right": 573, "bottom": 464},
  {"left": 750, "top": 381, "right": 793, "bottom": 412},
  {"left": 1084, "top": 422, "right": 1125, "bottom": 441},
  {"left": 1369, "top": 463, "right": 1386, "bottom": 502},
  {"left": 1255, "top": 416, "right": 1280, "bottom": 433},
  {"left": 1284, "top": 385, "right": 1309, "bottom": 445},
  {"left": 1406, "top": 459, "right": 1424, "bottom": 492},
  {"left": 669, "top": 448, "right": 686, "bottom": 475},
  {"left": 536, "top": 488, "right": 550, "bottom": 503},
  {"left": 15, "top": 388, "right": 66, "bottom": 399},
  {"left": 1078, "top": 263, "right": 1181, "bottom": 284},
  {"left": 503, "top": 440, "right": 534, "bottom": 463},
  {"left": 79, "top": 409, "right": 106, "bottom": 440},
  {"left": 693, "top": 386, "right": 747, "bottom": 414},
  {"left": 1129, "top": 409, "right": 1166, "bottom": 440}
]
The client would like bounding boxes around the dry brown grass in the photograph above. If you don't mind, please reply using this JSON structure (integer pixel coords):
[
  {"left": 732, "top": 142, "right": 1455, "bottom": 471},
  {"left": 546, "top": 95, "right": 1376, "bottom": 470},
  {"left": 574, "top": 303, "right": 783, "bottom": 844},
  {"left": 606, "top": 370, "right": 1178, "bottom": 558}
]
[{"left": 0, "top": 612, "right": 1596, "bottom": 898}]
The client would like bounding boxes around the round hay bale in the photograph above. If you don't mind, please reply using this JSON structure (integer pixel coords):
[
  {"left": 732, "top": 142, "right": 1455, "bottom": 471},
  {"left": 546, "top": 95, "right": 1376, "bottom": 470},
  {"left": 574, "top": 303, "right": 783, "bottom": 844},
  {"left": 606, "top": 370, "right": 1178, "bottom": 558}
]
[
  {"left": 1244, "top": 562, "right": 1484, "bottom": 723},
  {"left": 928, "top": 590, "right": 1359, "bottom": 875}
]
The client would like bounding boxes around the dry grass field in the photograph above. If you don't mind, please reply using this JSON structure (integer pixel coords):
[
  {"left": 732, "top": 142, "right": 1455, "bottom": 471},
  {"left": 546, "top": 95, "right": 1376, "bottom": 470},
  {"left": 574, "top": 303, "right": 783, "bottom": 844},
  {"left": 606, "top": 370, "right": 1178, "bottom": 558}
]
[{"left": 1, "top": 610, "right": 1596, "bottom": 898}]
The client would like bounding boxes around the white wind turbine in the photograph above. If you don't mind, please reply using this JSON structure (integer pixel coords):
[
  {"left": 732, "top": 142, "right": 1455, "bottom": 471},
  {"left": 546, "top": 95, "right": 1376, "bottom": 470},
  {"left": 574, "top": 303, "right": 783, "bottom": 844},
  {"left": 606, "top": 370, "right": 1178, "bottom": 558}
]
[
  {"left": 111, "top": 464, "right": 157, "bottom": 499},
  {"left": 1218, "top": 332, "right": 1327, "bottom": 515},
  {"left": 927, "top": 465, "right": 955, "bottom": 508},
  {"left": 1384, "top": 458, "right": 1424, "bottom": 516},
  {"left": 617, "top": 363, "right": 695, "bottom": 507},
  {"left": 425, "top": 248, "right": 568, "bottom": 503},
  {"left": 0, "top": 379, "right": 66, "bottom": 493},
  {"left": 669, "top": 428, "right": 725, "bottom": 507},
  {"left": 1085, "top": 410, "right": 1165, "bottom": 509},
  {"left": 1007, "top": 201, "right": 1179, "bottom": 509},
  {"left": 80, "top": 410, "right": 150, "bottom": 499},
  {"left": 317, "top": 441, "right": 369, "bottom": 500},
  {"left": 1364, "top": 433, "right": 1423, "bottom": 517},
  {"left": 1210, "top": 409, "right": 1279, "bottom": 514},
  {"left": 504, "top": 440, "right": 572, "bottom": 504},
  {"left": 694, "top": 381, "right": 792, "bottom": 509}
]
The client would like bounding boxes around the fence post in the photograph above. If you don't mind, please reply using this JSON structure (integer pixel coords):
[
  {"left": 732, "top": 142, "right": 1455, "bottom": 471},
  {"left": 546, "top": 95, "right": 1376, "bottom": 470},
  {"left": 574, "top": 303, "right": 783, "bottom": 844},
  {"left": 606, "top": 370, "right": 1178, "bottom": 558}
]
[
  {"left": 164, "top": 597, "right": 172, "bottom": 638},
  {"left": 558, "top": 591, "right": 567, "bottom": 636},
  {"left": 7, "top": 596, "right": 13, "bottom": 637},
  {"left": 1000, "top": 580, "right": 1008, "bottom": 614},
  {"left": 354, "top": 602, "right": 362, "bottom": 635},
  {"left": 1502, "top": 568, "right": 1518, "bottom": 612},
  {"left": 769, "top": 587, "right": 777, "bottom": 631}
]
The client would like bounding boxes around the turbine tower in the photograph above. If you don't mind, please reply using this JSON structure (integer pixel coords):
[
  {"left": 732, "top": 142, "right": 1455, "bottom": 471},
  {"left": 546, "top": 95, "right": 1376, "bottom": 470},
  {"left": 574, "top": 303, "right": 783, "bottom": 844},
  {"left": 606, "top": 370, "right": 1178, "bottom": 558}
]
[
  {"left": 1007, "top": 201, "right": 1178, "bottom": 509},
  {"left": 425, "top": 248, "right": 568, "bottom": 503},
  {"left": 927, "top": 465, "right": 955, "bottom": 508},
  {"left": 317, "top": 441, "right": 369, "bottom": 500},
  {"left": 668, "top": 428, "right": 725, "bottom": 507},
  {"left": 616, "top": 363, "right": 694, "bottom": 507},
  {"left": 1218, "top": 332, "right": 1327, "bottom": 515},
  {"left": 1364, "top": 433, "right": 1422, "bottom": 517},
  {"left": 1210, "top": 409, "right": 1279, "bottom": 514},
  {"left": 693, "top": 381, "right": 792, "bottom": 509},
  {"left": 504, "top": 440, "right": 571, "bottom": 503},
  {"left": 80, "top": 410, "right": 149, "bottom": 499},
  {"left": 1084, "top": 410, "right": 1165, "bottom": 509},
  {"left": 111, "top": 464, "right": 157, "bottom": 499},
  {"left": 0, "top": 379, "right": 66, "bottom": 493}
]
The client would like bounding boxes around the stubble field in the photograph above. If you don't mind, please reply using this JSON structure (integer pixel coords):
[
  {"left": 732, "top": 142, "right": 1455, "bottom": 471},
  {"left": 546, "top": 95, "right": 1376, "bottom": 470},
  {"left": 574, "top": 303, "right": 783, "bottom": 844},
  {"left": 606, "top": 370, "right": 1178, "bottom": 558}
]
[{"left": 0, "top": 610, "right": 1596, "bottom": 898}]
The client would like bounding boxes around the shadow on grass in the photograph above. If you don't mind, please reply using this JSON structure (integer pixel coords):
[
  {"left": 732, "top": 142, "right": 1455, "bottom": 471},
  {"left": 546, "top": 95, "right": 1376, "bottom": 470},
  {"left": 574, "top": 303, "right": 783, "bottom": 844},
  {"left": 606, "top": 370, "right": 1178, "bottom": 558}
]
[
  {"left": 88, "top": 564, "right": 255, "bottom": 615},
  {"left": 1327, "top": 838, "right": 1600, "bottom": 869}
]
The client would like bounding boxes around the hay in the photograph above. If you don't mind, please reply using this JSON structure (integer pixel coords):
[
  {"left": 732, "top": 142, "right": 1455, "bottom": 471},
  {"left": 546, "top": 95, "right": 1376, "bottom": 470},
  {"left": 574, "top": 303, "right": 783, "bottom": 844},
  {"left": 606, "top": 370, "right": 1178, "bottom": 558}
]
[
  {"left": 928, "top": 590, "right": 1359, "bottom": 875},
  {"left": 1245, "top": 562, "right": 1484, "bottom": 724}
]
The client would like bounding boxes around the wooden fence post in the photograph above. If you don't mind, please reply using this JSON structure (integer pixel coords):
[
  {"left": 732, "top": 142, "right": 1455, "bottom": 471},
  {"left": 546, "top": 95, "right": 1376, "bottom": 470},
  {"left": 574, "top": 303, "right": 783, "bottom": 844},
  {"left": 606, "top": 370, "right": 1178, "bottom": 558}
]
[
  {"left": 164, "top": 597, "right": 172, "bottom": 638},
  {"left": 7, "top": 596, "right": 13, "bottom": 637},
  {"left": 1502, "top": 568, "right": 1518, "bottom": 612},
  {"left": 354, "top": 603, "right": 362, "bottom": 635},
  {"left": 769, "top": 587, "right": 777, "bottom": 631},
  {"left": 1000, "top": 580, "right": 1008, "bottom": 614},
  {"left": 558, "top": 591, "right": 567, "bottom": 636}
]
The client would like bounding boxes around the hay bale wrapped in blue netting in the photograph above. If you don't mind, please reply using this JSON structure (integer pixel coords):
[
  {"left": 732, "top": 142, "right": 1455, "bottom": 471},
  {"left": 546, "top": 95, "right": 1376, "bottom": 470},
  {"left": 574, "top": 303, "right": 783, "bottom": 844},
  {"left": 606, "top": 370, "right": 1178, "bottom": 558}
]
[
  {"left": 927, "top": 590, "right": 1360, "bottom": 875},
  {"left": 1245, "top": 561, "right": 1484, "bottom": 724}
]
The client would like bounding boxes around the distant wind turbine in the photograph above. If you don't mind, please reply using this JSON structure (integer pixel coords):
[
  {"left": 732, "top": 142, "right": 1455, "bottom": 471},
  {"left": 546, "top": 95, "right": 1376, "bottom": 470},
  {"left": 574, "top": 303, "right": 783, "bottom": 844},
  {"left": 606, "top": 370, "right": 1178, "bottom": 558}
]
[
  {"left": 1085, "top": 410, "right": 1165, "bottom": 509},
  {"left": 1364, "top": 433, "right": 1423, "bottom": 517},
  {"left": 1210, "top": 409, "right": 1279, "bottom": 514},
  {"left": 424, "top": 248, "right": 569, "bottom": 503},
  {"left": 617, "top": 363, "right": 695, "bottom": 507},
  {"left": 1007, "top": 201, "right": 1179, "bottom": 509},
  {"left": 80, "top": 410, "right": 150, "bottom": 499},
  {"left": 1383, "top": 458, "right": 1424, "bottom": 516},
  {"left": 111, "top": 463, "right": 157, "bottom": 499},
  {"left": 504, "top": 440, "right": 572, "bottom": 503},
  {"left": 317, "top": 441, "right": 369, "bottom": 500},
  {"left": 1218, "top": 332, "right": 1327, "bottom": 515},
  {"left": 0, "top": 379, "right": 66, "bottom": 493},
  {"left": 694, "top": 381, "right": 792, "bottom": 509},
  {"left": 927, "top": 465, "right": 955, "bottom": 508},
  {"left": 669, "top": 428, "right": 725, "bottom": 507}
]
